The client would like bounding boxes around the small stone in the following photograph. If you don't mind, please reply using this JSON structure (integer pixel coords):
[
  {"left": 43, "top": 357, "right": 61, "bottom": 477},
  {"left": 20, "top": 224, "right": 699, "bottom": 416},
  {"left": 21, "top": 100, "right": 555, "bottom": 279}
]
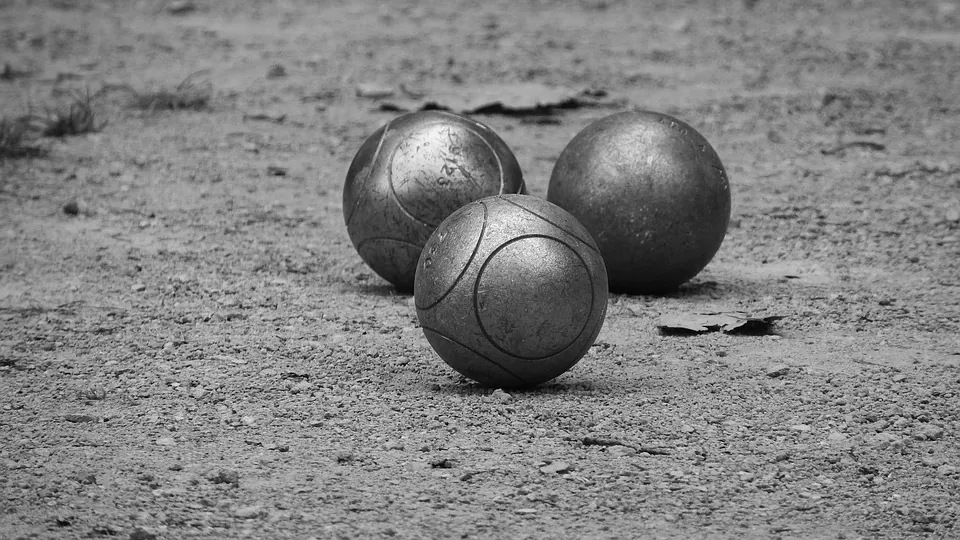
[
  {"left": 766, "top": 365, "right": 791, "bottom": 378},
  {"left": 738, "top": 471, "right": 756, "bottom": 482},
  {"left": 937, "top": 464, "right": 958, "bottom": 476},
  {"left": 291, "top": 381, "right": 313, "bottom": 394},
  {"left": 539, "top": 461, "right": 572, "bottom": 474},
  {"left": 241, "top": 416, "right": 257, "bottom": 426},
  {"left": 63, "top": 200, "right": 80, "bottom": 215},
  {"left": 266, "top": 64, "right": 286, "bottom": 79},
  {"left": 946, "top": 207, "right": 960, "bottom": 223},
  {"left": 156, "top": 437, "right": 176, "bottom": 447},
  {"left": 266, "top": 165, "right": 287, "bottom": 176},
  {"left": 789, "top": 424, "right": 811, "bottom": 432},
  {"left": 872, "top": 432, "right": 904, "bottom": 450},
  {"left": 75, "top": 472, "right": 98, "bottom": 485},
  {"left": 208, "top": 469, "right": 240, "bottom": 487},
  {"left": 234, "top": 505, "right": 264, "bottom": 519},
  {"left": 64, "top": 414, "right": 96, "bottom": 423},
  {"left": 166, "top": 0, "right": 195, "bottom": 14},
  {"left": 913, "top": 425, "right": 945, "bottom": 441},
  {"left": 606, "top": 445, "right": 637, "bottom": 458},
  {"left": 131, "top": 283, "right": 147, "bottom": 292},
  {"left": 490, "top": 389, "right": 512, "bottom": 404},
  {"left": 826, "top": 431, "right": 848, "bottom": 442},
  {"left": 130, "top": 526, "right": 158, "bottom": 540},
  {"left": 108, "top": 162, "right": 125, "bottom": 177},
  {"left": 515, "top": 508, "right": 537, "bottom": 515},
  {"left": 891, "top": 373, "right": 908, "bottom": 383},
  {"left": 355, "top": 83, "right": 395, "bottom": 99}
]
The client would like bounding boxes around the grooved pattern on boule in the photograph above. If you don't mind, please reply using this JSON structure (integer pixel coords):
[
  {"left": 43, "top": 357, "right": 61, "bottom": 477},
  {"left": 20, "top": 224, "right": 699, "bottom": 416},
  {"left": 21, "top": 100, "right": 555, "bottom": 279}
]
[
  {"left": 474, "top": 235, "right": 593, "bottom": 360},
  {"left": 421, "top": 327, "right": 526, "bottom": 388},
  {"left": 414, "top": 202, "right": 488, "bottom": 311},
  {"left": 414, "top": 194, "right": 608, "bottom": 388},
  {"left": 343, "top": 110, "right": 525, "bottom": 290}
]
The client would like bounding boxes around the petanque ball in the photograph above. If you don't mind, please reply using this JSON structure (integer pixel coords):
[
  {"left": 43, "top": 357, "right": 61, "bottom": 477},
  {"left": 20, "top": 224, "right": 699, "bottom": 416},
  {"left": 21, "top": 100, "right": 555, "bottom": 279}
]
[
  {"left": 547, "top": 110, "right": 731, "bottom": 294},
  {"left": 414, "top": 194, "right": 608, "bottom": 388},
  {"left": 343, "top": 110, "right": 526, "bottom": 290}
]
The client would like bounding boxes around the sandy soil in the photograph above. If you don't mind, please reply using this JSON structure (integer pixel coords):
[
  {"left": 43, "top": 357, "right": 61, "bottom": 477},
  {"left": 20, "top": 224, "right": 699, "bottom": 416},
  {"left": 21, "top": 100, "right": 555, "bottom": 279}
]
[{"left": 1, "top": 0, "right": 959, "bottom": 538}]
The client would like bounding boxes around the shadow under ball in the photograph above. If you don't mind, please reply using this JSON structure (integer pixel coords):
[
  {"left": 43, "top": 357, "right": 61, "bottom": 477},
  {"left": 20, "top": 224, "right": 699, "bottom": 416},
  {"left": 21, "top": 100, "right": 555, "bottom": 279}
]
[
  {"left": 547, "top": 111, "right": 731, "bottom": 294},
  {"left": 415, "top": 194, "right": 608, "bottom": 389},
  {"left": 343, "top": 110, "right": 526, "bottom": 290}
]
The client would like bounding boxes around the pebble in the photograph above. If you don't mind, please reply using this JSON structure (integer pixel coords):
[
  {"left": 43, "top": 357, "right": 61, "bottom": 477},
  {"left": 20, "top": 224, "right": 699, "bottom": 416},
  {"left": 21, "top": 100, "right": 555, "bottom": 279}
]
[
  {"left": 291, "top": 381, "right": 313, "bottom": 394},
  {"left": 766, "top": 365, "right": 791, "bottom": 378},
  {"left": 208, "top": 470, "right": 240, "bottom": 486},
  {"left": 490, "top": 389, "right": 512, "bottom": 404},
  {"left": 606, "top": 445, "right": 637, "bottom": 458},
  {"left": 872, "top": 432, "right": 904, "bottom": 451},
  {"left": 166, "top": 0, "right": 195, "bottom": 14},
  {"left": 789, "top": 424, "right": 811, "bottom": 432},
  {"left": 913, "top": 425, "right": 944, "bottom": 441},
  {"left": 131, "top": 283, "right": 147, "bottom": 292},
  {"left": 63, "top": 200, "right": 80, "bottom": 215},
  {"left": 355, "top": 83, "right": 394, "bottom": 99},
  {"left": 234, "top": 505, "right": 265, "bottom": 519},
  {"left": 129, "top": 527, "right": 158, "bottom": 540},
  {"left": 266, "top": 165, "right": 288, "bottom": 177},
  {"left": 75, "top": 472, "right": 98, "bottom": 485},
  {"left": 539, "top": 461, "right": 572, "bottom": 474},
  {"left": 156, "top": 437, "right": 176, "bottom": 447},
  {"left": 826, "top": 431, "right": 848, "bottom": 442}
]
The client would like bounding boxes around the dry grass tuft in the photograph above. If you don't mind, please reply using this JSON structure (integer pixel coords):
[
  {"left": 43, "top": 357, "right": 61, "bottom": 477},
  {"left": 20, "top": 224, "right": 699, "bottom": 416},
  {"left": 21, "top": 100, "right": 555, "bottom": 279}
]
[
  {"left": 0, "top": 116, "right": 44, "bottom": 159},
  {"left": 109, "top": 72, "right": 214, "bottom": 112},
  {"left": 29, "top": 88, "right": 108, "bottom": 137}
]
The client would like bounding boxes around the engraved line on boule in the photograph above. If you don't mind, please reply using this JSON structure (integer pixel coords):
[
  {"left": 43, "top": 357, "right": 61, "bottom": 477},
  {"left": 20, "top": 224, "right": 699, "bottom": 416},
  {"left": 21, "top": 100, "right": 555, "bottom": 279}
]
[
  {"left": 415, "top": 201, "right": 489, "bottom": 311},
  {"left": 420, "top": 325, "right": 528, "bottom": 387},
  {"left": 498, "top": 196, "right": 599, "bottom": 253},
  {"left": 472, "top": 234, "right": 595, "bottom": 361},
  {"left": 356, "top": 236, "right": 424, "bottom": 251},
  {"left": 387, "top": 121, "right": 501, "bottom": 229},
  {"left": 386, "top": 124, "right": 439, "bottom": 229},
  {"left": 346, "top": 123, "right": 390, "bottom": 226}
]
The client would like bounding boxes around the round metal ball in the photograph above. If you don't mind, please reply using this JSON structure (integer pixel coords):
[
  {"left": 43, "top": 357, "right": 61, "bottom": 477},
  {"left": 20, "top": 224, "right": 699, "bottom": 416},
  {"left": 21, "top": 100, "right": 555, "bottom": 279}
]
[
  {"left": 343, "top": 110, "right": 526, "bottom": 290},
  {"left": 415, "top": 194, "right": 608, "bottom": 388},
  {"left": 547, "top": 110, "right": 731, "bottom": 294}
]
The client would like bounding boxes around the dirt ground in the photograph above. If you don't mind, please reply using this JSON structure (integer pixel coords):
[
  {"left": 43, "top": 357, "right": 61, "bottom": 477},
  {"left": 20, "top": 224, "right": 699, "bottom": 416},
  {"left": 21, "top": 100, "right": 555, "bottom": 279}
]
[{"left": 2, "top": 0, "right": 959, "bottom": 538}]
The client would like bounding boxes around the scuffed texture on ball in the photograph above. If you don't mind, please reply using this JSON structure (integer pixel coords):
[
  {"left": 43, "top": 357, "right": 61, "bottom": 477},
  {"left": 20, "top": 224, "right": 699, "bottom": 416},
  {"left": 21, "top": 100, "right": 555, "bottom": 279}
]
[
  {"left": 547, "top": 110, "right": 731, "bottom": 294},
  {"left": 343, "top": 110, "right": 525, "bottom": 290}
]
